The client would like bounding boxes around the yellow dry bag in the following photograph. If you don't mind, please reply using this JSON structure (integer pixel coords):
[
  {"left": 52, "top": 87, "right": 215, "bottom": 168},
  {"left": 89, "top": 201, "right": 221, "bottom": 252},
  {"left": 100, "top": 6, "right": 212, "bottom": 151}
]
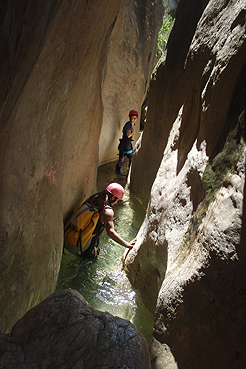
[{"left": 64, "top": 203, "right": 100, "bottom": 255}]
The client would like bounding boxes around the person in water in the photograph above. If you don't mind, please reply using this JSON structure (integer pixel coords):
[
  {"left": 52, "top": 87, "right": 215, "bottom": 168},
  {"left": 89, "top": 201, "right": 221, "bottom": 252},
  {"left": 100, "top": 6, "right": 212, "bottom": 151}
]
[
  {"left": 64, "top": 183, "right": 137, "bottom": 257},
  {"left": 116, "top": 110, "right": 138, "bottom": 173}
]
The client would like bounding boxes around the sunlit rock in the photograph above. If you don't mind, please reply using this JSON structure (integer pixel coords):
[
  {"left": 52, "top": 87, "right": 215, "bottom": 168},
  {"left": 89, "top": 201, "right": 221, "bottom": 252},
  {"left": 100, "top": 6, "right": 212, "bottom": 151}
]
[
  {"left": 150, "top": 337, "right": 178, "bottom": 369},
  {"left": 127, "top": 0, "right": 246, "bottom": 367}
]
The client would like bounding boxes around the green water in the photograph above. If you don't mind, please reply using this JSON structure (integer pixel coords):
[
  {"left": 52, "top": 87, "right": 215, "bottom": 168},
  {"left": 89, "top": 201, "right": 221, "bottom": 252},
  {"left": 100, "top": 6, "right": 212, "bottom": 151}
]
[{"left": 57, "top": 160, "right": 154, "bottom": 344}]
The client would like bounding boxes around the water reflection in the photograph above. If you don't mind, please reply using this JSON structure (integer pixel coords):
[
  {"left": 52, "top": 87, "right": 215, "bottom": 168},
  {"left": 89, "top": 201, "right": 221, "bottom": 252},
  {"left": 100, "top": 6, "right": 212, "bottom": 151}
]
[{"left": 57, "top": 160, "right": 154, "bottom": 344}]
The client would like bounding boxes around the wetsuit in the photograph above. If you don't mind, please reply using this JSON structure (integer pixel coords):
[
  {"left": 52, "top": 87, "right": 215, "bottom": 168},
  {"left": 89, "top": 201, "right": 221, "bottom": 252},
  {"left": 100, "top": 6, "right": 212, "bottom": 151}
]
[
  {"left": 116, "top": 121, "right": 133, "bottom": 173},
  {"left": 83, "top": 204, "right": 115, "bottom": 257}
]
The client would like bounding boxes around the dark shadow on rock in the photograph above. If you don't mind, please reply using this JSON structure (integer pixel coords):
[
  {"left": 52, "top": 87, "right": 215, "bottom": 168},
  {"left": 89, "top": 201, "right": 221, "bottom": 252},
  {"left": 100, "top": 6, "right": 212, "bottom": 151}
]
[{"left": 0, "top": 289, "right": 151, "bottom": 369}]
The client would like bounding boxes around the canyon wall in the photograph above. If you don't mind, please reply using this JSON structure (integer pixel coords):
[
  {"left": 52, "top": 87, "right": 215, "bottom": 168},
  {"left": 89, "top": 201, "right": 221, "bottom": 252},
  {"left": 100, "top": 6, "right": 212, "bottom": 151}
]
[
  {"left": 99, "top": 0, "right": 161, "bottom": 164},
  {"left": 126, "top": 0, "right": 246, "bottom": 368},
  {"left": 0, "top": 0, "right": 163, "bottom": 332}
]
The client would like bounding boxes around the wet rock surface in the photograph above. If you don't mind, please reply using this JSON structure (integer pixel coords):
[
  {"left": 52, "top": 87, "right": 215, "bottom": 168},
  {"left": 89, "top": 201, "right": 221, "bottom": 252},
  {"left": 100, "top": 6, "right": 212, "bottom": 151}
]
[
  {"left": 0, "top": 289, "right": 150, "bottom": 369},
  {"left": 126, "top": 0, "right": 246, "bottom": 367}
]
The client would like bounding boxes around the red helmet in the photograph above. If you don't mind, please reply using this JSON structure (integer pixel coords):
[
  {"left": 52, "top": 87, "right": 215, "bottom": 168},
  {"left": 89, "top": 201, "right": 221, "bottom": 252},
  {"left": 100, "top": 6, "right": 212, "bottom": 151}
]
[
  {"left": 106, "top": 183, "right": 124, "bottom": 200},
  {"left": 129, "top": 109, "right": 138, "bottom": 117}
]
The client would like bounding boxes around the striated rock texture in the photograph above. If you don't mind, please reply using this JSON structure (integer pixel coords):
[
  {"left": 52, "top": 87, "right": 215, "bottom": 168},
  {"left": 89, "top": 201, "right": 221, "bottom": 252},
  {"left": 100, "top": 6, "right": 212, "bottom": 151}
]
[
  {"left": 0, "top": 289, "right": 150, "bottom": 369},
  {"left": 126, "top": 0, "right": 246, "bottom": 368},
  {"left": 0, "top": 0, "right": 162, "bottom": 332}
]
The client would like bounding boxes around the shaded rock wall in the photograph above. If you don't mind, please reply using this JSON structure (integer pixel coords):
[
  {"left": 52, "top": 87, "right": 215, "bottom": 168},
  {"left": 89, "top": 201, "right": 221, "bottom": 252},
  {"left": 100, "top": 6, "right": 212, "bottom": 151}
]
[
  {"left": 0, "top": 289, "right": 150, "bottom": 369},
  {"left": 0, "top": 0, "right": 163, "bottom": 332},
  {"left": 125, "top": 0, "right": 246, "bottom": 367}
]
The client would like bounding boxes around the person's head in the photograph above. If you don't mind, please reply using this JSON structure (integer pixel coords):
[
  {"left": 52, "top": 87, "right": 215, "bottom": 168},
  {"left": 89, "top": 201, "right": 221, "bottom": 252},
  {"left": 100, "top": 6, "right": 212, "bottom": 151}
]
[
  {"left": 106, "top": 182, "right": 124, "bottom": 205},
  {"left": 129, "top": 109, "right": 138, "bottom": 124}
]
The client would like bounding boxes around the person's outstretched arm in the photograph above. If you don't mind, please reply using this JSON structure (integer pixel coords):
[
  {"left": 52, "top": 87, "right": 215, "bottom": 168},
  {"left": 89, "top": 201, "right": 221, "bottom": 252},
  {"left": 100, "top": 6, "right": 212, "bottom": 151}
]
[{"left": 102, "top": 208, "right": 136, "bottom": 249}]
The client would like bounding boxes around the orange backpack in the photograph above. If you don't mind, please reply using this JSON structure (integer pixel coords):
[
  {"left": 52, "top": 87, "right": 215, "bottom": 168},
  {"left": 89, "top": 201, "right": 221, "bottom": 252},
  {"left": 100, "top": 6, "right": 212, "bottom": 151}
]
[{"left": 64, "top": 203, "right": 101, "bottom": 254}]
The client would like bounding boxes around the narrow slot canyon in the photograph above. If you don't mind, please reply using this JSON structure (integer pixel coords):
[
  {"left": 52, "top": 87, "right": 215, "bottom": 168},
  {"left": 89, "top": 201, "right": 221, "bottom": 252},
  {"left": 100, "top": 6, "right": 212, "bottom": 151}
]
[{"left": 0, "top": 1, "right": 245, "bottom": 368}]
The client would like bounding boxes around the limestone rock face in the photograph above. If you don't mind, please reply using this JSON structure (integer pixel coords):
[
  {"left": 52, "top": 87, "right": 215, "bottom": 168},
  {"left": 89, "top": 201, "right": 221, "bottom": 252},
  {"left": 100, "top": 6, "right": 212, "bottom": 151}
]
[
  {"left": 126, "top": 0, "right": 246, "bottom": 367},
  {"left": 0, "top": 0, "right": 163, "bottom": 332},
  {"left": 152, "top": 146, "right": 246, "bottom": 369},
  {"left": 130, "top": 0, "right": 246, "bottom": 207},
  {"left": 150, "top": 337, "right": 178, "bottom": 369},
  {"left": 0, "top": 289, "right": 150, "bottom": 369},
  {"left": 99, "top": 0, "right": 163, "bottom": 164}
]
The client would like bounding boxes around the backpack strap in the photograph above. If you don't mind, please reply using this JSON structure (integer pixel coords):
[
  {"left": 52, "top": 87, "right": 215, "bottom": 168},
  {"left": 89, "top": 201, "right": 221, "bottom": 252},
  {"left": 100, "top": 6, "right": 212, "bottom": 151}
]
[
  {"left": 77, "top": 229, "right": 83, "bottom": 255},
  {"left": 77, "top": 211, "right": 98, "bottom": 256}
]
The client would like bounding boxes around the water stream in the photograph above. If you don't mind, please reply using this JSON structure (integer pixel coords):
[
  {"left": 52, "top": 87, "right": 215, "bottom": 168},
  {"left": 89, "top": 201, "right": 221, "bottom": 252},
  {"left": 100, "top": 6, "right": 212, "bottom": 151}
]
[{"left": 56, "top": 160, "right": 154, "bottom": 344}]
